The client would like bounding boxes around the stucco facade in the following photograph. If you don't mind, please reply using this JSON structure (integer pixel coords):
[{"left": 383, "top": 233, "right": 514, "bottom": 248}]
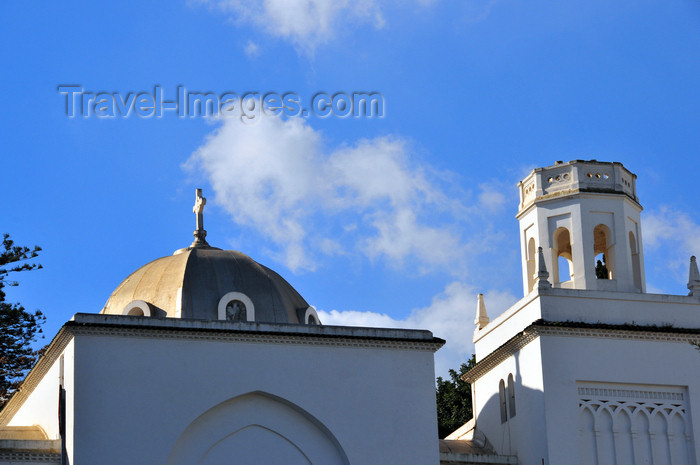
[{"left": 1, "top": 315, "right": 444, "bottom": 464}]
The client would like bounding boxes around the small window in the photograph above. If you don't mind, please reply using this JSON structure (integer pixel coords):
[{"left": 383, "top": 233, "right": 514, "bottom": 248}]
[
  {"left": 507, "top": 374, "right": 516, "bottom": 418},
  {"left": 499, "top": 380, "right": 507, "bottom": 424},
  {"left": 225, "top": 300, "right": 247, "bottom": 322},
  {"left": 122, "top": 300, "right": 152, "bottom": 317},
  {"left": 526, "top": 237, "right": 536, "bottom": 293},
  {"left": 629, "top": 231, "right": 642, "bottom": 290},
  {"left": 304, "top": 306, "right": 321, "bottom": 325},
  {"left": 217, "top": 292, "right": 255, "bottom": 322}
]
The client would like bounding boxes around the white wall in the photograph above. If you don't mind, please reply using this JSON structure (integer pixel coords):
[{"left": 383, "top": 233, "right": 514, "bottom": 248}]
[
  {"left": 8, "top": 340, "right": 74, "bottom": 442},
  {"left": 540, "top": 333, "right": 700, "bottom": 465},
  {"left": 68, "top": 328, "right": 440, "bottom": 465},
  {"left": 472, "top": 338, "right": 548, "bottom": 463},
  {"left": 473, "top": 331, "right": 700, "bottom": 465}
]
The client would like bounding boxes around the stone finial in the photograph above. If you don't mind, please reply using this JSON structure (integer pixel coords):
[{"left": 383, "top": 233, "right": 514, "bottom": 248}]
[
  {"left": 190, "top": 188, "right": 210, "bottom": 247},
  {"left": 475, "top": 293, "right": 489, "bottom": 330},
  {"left": 535, "top": 246, "right": 551, "bottom": 290},
  {"left": 688, "top": 256, "right": 700, "bottom": 296}
]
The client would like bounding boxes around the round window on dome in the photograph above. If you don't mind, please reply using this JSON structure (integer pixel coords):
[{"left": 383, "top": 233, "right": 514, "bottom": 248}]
[
  {"left": 304, "top": 306, "right": 321, "bottom": 325},
  {"left": 225, "top": 299, "right": 247, "bottom": 322},
  {"left": 217, "top": 291, "right": 255, "bottom": 322},
  {"left": 122, "top": 300, "right": 152, "bottom": 317}
]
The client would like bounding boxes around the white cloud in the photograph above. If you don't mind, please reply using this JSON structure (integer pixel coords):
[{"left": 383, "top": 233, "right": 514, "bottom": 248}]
[
  {"left": 195, "top": 0, "right": 506, "bottom": 53},
  {"left": 477, "top": 183, "right": 507, "bottom": 211},
  {"left": 644, "top": 207, "right": 700, "bottom": 256},
  {"left": 364, "top": 208, "right": 463, "bottom": 270},
  {"left": 643, "top": 207, "right": 700, "bottom": 286},
  {"left": 186, "top": 116, "right": 506, "bottom": 274},
  {"left": 187, "top": 116, "right": 322, "bottom": 270},
  {"left": 460, "top": 0, "right": 505, "bottom": 24},
  {"left": 318, "top": 281, "right": 517, "bottom": 378},
  {"left": 243, "top": 40, "right": 260, "bottom": 58},
  {"left": 198, "top": 0, "right": 387, "bottom": 53}
]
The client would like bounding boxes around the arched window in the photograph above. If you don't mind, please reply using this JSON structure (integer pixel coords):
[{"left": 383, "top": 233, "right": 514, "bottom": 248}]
[
  {"left": 226, "top": 300, "right": 247, "bottom": 322},
  {"left": 499, "top": 379, "right": 507, "bottom": 424},
  {"left": 553, "top": 227, "right": 573, "bottom": 284},
  {"left": 629, "top": 231, "right": 642, "bottom": 290},
  {"left": 217, "top": 292, "right": 255, "bottom": 322},
  {"left": 122, "top": 300, "right": 152, "bottom": 317},
  {"left": 304, "top": 306, "right": 321, "bottom": 325},
  {"left": 507, "top": 374, "right": 516, "bottom": 418},
  {"left": 526, "top": 238, "right": 536, "bottom": 293},
  {"left": 593, "top": 224, "right": 615, "bottom": 279}
]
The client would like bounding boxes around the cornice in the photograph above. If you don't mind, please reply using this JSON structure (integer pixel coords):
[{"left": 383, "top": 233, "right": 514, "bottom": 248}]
[
  {"left": 535, "top": 319, "right": 700, "bottom": 338},
  {"left": 0, "top": 452, "right": 60, "bottom": 462},
  {"left": 463, "top": 327, "right": 541, "bottom": 383},
  {"left": 463, "top": 321, "right": 700, "bottom": 383},
  {"left": 66, "top": 321, "right": 445, "bottom": 352}
]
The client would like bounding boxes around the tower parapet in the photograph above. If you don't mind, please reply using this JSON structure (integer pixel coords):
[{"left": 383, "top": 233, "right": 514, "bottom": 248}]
[{"left": 518, "top": 160, "right": 638, "bottom": 214}]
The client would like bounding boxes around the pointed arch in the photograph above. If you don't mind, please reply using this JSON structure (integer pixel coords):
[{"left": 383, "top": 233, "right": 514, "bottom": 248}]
[
  {"left": 579, "top": 406, "right": 597, "bottom": 465},
  {"left": 669, "top": 412, "right": 691, "bottom": 464},
  {"left": 633, "top": 408, "right": 654, "bottom": 461},
  {"left": 167, "top": 391, "right": 349, "bottom": 465},
  {"left": 593, "top": 408, "right": 615, "bottom": 465},
  {"left": 651, "top": 411, "right": 672, "bottom": 465},
  {"left": 614, "top": 407, "right": 635, "bottom": 464},
  {"left": 201, "top": 425, "right": 312, "bottom": 465}
]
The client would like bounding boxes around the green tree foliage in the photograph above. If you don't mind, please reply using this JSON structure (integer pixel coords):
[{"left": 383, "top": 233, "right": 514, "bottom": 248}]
[
  {"left": 436, "top": 354, "right": 476, "bottom": 438},
  {"left": 0, "top": 234, "right": 45, "bottom": 407}
]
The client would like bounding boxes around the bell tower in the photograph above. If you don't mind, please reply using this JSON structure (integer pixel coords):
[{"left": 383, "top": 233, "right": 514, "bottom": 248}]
[{"left": 516, "top": 160, "right": 645, "bottom": 294}]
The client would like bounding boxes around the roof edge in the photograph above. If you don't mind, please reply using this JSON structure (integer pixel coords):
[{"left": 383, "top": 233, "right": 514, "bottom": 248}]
[
  {"left": 69, "top": 313, "right": 443, "bottom": 343},
  {"left": 464, "top": 319, "right": 700, "bottom": 383}
]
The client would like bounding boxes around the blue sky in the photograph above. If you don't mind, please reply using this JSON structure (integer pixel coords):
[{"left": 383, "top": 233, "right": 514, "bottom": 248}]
[{"left": 2, "top": 0, "right": 699, "bottom": 376}]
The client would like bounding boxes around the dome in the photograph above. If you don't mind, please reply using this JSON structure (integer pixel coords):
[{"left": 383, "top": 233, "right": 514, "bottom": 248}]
[{"left": 100, "top": 189, "right": 320, "bottom": 325}]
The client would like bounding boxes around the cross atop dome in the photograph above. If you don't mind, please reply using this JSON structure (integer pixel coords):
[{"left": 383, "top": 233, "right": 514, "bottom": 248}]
[{"left": 191, "top": 188, "right": 209, "bottom": 248}]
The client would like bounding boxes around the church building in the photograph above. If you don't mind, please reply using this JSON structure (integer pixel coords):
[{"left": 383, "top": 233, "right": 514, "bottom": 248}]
[
  {"left": 448, "top": 160, "right": 700, "bottom": 465},
  {"left": 1, "top": 161, "right": 699, "bottom": 465},
  {"left": 0, "top": 189, "right": 444, "bottom": 464}
]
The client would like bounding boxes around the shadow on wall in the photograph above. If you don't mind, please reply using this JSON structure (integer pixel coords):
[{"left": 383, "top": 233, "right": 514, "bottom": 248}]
[
  {"left": 476, "top": 375, "right": 547, "bottom": 462},
  {"left": 167, "top": 391, "right": 350, "bottom": 465}
]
